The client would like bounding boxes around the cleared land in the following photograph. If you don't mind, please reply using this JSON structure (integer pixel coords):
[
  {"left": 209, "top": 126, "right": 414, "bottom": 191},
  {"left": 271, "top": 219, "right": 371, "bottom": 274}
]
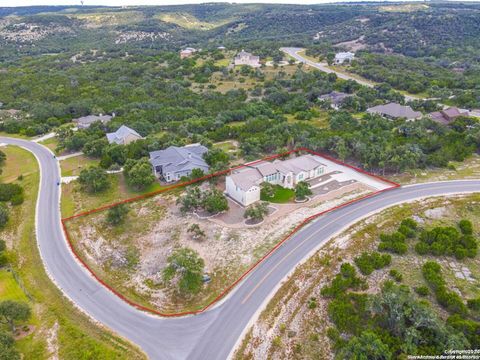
[
  {"left": 235, "top": 194, "right": 480, "bottom": 359},
  {"left": 62, "top": 152, "right": 392, "bottom": 314},
  {"left": 60, "top": 154, "right": 100, "bottom": 177}
]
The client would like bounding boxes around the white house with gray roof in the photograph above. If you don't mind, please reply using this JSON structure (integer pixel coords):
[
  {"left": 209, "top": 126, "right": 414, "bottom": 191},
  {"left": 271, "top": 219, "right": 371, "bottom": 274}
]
[
  {"left": 106, "top": 125, "right": 143, "bottom": 145},
  {"left": 234, "top": 50, "right": 261, "bottom": 68},
  {"left": 73, "top": 114, "right": 113, "bottom": 129},
  {"left": 226, "top": 154, "right": 326, "bottom": 206},
  {"left": 149, "top": 144, "right": 209, "bottom": 183},
  {"left": 367, "top": 102, "right": 422, "bottom": 121}
]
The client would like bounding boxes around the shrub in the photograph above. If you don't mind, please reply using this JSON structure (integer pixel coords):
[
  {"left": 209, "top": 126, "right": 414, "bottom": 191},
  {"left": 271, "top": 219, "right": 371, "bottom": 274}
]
[
  {"left": 0, "top": 204, "right": 9, "bottom": 229},
  {"left": 398, "top": 224, "right": 416, "bottom": 238},
  {"left": 244, "top": 202, "right": 269, "bottom": 221},
  {"left": 458, "top": 219, "right": 473, "bottom": 235},
  {"left": 401, "top": 218, "right": 418, "bottom": 230},
  {"left": 378, "top": 231, "right": 408, "bottom": 255},
  {"left": 415, "top": 286, "right": 430, "bottom": 296},
  {"left": 467, "top": 298, "right": 480, "bottom": 312},
  {"left": 163, "top": 248, "right": 205, "bottom": 294},
  {"left": 415, "top": 241, "right": 430, "bottom": 255},
  {"left": 389, "top": 269, "right": 403, "bottom": 282},
  {"left": 321, "top": 263, "right": 366, "bottom": 298},
  {"left": 416, "top": 225, "right": 477, "bottom": 259},
  {"left": 354, "top": 252, "right": 391, "bottom": 275},
  {"left": 78, "top": 167, "right": 110, "bottom": 193},
  {"left": 0, "top": 253, "right": 7, "bottom": 267},
  {"left": 10, "top": 193, "right": 24, "bottom": 206},
  {"left": 123, "top": 158, "right": 155, "bottom": 190},
  {"left": 422, "top": 261, "right": 468, "bottom": 316},
  {"left": 106, "top": 204, "right": 129, "bottom": 225},
  {"left": 295, "top": 181, "right": 312, "bottom": 201},
  {"left": 0, "top": 183, "right": 23, "bottom": 202}
]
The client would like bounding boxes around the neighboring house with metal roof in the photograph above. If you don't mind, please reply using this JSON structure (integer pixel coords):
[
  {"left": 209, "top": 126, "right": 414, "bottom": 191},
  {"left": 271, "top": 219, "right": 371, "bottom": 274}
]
[
  {"left": 334, "top": 52, "right": 355, "bottom": 65},
  {"left": 106, "top": 125, "right": 143, "bottom": 145},
  {"left": 429, "top": 107, "right": 468, "bottom": 125},
  {"left": 226, "top": 154, "right": 326, "bottom": 206},
  {"left": 366, "top": 102, "right": 423, "bottom": 121},
  {"left": 149, "top": 144, "right": 209, "bottom": 183},
  {"left": 180, "top": 47, "right": 197, "bottom": 59},
  {"left": 73, "top": 114, "right": 113, "bottom": 129},
  {"left": 234, "top": 50, "right": 261, "bottom": 68},
  {"left": 318, "top": 91, "right": 352, "bottom": 109}
]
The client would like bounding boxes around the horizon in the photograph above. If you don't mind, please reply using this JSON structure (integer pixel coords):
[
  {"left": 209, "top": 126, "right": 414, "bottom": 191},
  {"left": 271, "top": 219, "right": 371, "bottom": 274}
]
[{"left": 0, "top": 0, "right": 460, "bottom": 8}]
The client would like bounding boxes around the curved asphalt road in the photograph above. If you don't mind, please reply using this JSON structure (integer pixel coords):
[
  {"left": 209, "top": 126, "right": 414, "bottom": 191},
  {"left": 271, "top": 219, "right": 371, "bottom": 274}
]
[
  {"left": 281, "top": 47, "right": 426, "bottom": 102},
  {"left": 3, "top": 136, "right": 479, "bottom": 360}
]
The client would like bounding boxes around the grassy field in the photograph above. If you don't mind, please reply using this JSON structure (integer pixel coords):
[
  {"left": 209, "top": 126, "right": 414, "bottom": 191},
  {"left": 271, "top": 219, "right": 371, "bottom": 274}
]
[
  {"left": 0, "top": 270, "right": 29, "bottom": 302},
  {"left": 0, "top": 145, "right": 37, "bottom": 183},
  {"left": 393, "top": 154, "right": 480, "bottom": 185},
  {"left": 155, "top": 12, "right": 232, "bottom": 30},
  {"left": 61, "top": 173, "right": 166, "bottom": 217},
  {"left": 261, "top": 185, "right": 295, "bottom": 203},
  {"left": 60, "top": 154, "right": 100, "bottom": 177},
  {"left": 0, "top": 146, "right": 145, "bottom": 359}
]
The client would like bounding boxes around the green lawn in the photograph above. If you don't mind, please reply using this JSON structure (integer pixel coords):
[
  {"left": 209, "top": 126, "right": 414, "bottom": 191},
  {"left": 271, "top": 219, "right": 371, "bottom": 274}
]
[
  {"left": 0, "top": 146, "right": 145, "bottom": 359},
  {"left": 0, "top": 270, "right": 29, "bottom": 302},
  {"left": 61, "top": 173, "right": 167, "bottom": 217},
  {"left": 261, "top": 185, "right": 295, "bottom": 203},
  {"left": 214, "top": 58, "right": 231, "bottom": 67},
  {"left": 60, "top": 154, "right": 100, "bottom": 177},
  {"left": 0, "top": 145, "right": 37, "bottom": 183}
]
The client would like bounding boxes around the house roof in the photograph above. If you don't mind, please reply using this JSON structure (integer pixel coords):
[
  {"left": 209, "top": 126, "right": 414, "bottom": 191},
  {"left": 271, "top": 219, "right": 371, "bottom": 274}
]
[
  {"left": 235, "top": 50, "right": 259, "bottom": 60},
  {"left": 275, "top": 154, "right": 325, "bottom": 175},
  {"left": 73, "top": 114, "right": 112, "bottom": 127},
  {"left": 229, "top": 155, "right": 326, "bottom": 191},
  {"left": 318, "top": 91, "right": 351, "bottom": 105},
  {"left": 429, "top": 107, "right": 467, "bottom": 125},
  {"left": 367, "top": 103, "right": 422, "bottom": 120},
  {"left": 106, "top": 125, "right": 141, "bottom": 144},
  {"left": 335, "top": 52, "right": 355, "bottom": 59},
  {"left": 149, "top": 144, "right": 209, "bottom": 175},
  {"left": 229, "top": 167, "right": 262, "bottom": 192}
]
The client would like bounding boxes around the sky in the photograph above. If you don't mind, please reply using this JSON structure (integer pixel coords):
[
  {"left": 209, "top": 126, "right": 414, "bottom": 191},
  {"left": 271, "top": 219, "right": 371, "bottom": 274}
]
[{"left": 0, "top": 0, "right": 434, "bottom": 7}]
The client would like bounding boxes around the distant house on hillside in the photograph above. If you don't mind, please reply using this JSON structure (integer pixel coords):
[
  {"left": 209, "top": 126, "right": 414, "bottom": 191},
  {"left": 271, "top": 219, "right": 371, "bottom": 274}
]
[
  {"left": 180, "top": 47, "right": 197, "bottom": 59},
  {"left": 106, "top": 125, "right": 142, "bottom": 145},
  {"left": 334, "top": 52, "right": 355, "bottom": 65},
  {"left": 226, "top": 154, "right": 326, "bottom": 206},
  {"left": 73, "top": 114, "right": 113, "bottom": 129},
  {"left": 367, "top": 103, "right": 422, "bottom": 121},
  {"left": 149, "top": 144, "right": 209, "bottom": 183},
  {"left": 234, "top": 50, "right": 261, "bottom": 68},
  {"left": 429, "top": 107, "right": 468, "bottom": 125},
  {"left": 318, "top": 91, "right": 352, "bottom": 109}
]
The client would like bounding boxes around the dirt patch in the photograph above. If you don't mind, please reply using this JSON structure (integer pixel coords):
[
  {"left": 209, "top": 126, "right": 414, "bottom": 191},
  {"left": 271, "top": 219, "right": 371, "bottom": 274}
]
[{"left": 66, "top": 181, "right": 374, "bottom": 312}]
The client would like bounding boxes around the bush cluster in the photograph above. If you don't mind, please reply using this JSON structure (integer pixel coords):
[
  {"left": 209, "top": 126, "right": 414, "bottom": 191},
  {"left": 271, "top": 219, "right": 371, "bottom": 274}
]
[
  {"left": 0, "top": 183, "right": 24, "bottom": 206},
  {"left": 422, "top": 261, "right": 468, "bottom": 316},
  {"left": 415, "top": 220, "right": 477, "bottom": 259},
  {"left": 177, "top": 187, "right": 229, "bottom": 215},
  {"left": 354, "top": 251, "right": 391, "bottom": 275},
  {"left": 377, "top": 218, "right": 417, "bottom": 255}
]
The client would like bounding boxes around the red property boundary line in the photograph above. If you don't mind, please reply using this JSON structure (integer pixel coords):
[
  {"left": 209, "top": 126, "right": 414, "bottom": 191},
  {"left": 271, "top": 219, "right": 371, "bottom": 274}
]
[{"left": 61, "top": 148, "right": 400, "bottom": 317}]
